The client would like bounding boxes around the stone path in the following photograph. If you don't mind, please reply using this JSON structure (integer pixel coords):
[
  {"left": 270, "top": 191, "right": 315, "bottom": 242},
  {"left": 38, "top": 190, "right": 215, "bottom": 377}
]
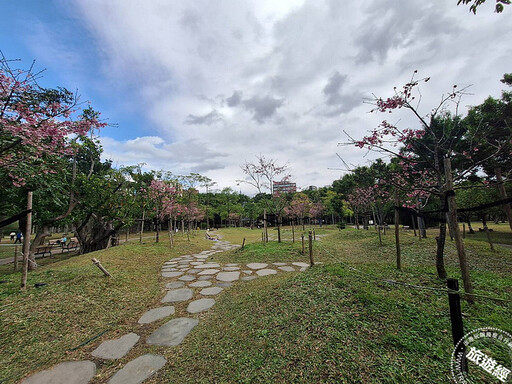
[{"left": 20, "top": 238, "right": 314, "bottom": 384}]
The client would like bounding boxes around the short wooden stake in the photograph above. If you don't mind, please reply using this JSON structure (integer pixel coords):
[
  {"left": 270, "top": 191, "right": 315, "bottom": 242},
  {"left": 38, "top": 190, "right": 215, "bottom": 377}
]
[
  {"left": 308, "top": 231, "right": 314, "bottom": 266},
  {"left": 301, "top": 234, "right": 305, "bottom": 255},
  {"left": 447, "top": 278, "right": 467, "bottom": 373},
  {"left": 313, "top": 229, "right": 316, "bottom": 241},
  {"left": 92, "top": 258, "right": 112, "bottom": 277},
  {"left": 241, "top": 238, "right": 246, "bottom": 249}
]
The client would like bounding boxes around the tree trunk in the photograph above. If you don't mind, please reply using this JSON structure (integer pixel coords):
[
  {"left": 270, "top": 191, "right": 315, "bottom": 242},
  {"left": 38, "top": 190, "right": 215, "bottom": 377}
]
[
  {"left": 417, "top": 216, "right": 427, "bottom": 238},
  {"left": 292, "top": 221, "right": 295, "bottom": 243},
  {"left": 277, "top": 215, "right": 281, "bottom": 243},
  {"left": 495, "top": 167, "right": 512, "bottom": 231},
  {"left": 435, "top": 222, "right": 448, "bottom": 279},
  {"left": 394, "top": 190, "right": 401, "bottom": 270},
  {"left": 139, "top": 208, "right": 145, "bottom": 244},
  {"left": 21, "top": 191, "right": 33, "bottom": 290},
  {"left": 155, "top": 218, "right": 160, "bottom": 243},
  {"left": 444, "top": 158, "right": 473, "bottom": 302},
  {"left": 264, "top": 209, "right": 268, "bottom": 243},
  {"left": 411, "top": 214, "right": 417, "bottom": 237},
  {"left": 466, "top": 220, "right": 475, "bottom": 234}
]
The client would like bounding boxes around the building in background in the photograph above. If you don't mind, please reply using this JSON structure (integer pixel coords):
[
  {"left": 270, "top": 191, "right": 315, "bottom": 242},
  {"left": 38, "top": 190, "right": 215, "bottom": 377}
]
[{"left": 273, "top": 180, "right": 297, "bottom": 195}]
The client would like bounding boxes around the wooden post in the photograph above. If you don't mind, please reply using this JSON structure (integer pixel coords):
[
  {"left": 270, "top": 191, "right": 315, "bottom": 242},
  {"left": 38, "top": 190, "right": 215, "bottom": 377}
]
[
  {"left": 21, "top": 191, "right": 33, "bottom": 290},
  {"left": 262, "top": 232, "right": 264, "bottom": 244},
  {"left": 462, "top": 223, "right": 466, "bottom": 239},
  {"left": 241, "top": 237, "right": 246, "bottom": 249},
  {"left": 301, "top": 234, "right": 305, "bottom": 255},
  {"left": 13, "top": 245, "right": 19, "bottom": 271},
  {"left": 482, "top": 215, "right": 495, "bottom": 251},
  {"left": 444, "top": 158, "right": 473, "bottom": 302},
  {"left": 92, "top": 258, "right": 112, "bottom": 277},
  {"left": 308, "top": 231, "right": 314, "bottom": 266},
  {"left": 378, "top": 225, "right": 382, "bottom": 246},
  {"left": 394, "top": 189, "right": 401, "bottom": 271},
  {"left": 313, "top": 229, "right": 316, "bottom": 241},
  {"left": 447, "top": 278, "right": 468, "bottom": 373},
  {"left": 292, "top": 221, "right": 295, "bottom": 243},
  {"left": 263, "top": 209, "right": 268, "bottom": 243}
]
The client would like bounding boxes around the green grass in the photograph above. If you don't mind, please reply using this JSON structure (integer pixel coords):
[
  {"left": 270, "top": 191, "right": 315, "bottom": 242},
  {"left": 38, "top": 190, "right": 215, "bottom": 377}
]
[{"left": 1, "top": 226, "right": 510, "bottom": 383}]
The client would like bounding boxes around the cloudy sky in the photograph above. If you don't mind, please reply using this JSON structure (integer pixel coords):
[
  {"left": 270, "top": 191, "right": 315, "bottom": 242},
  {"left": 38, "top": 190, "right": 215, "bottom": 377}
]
[{"left": 1, "top": 1, "right": 511, "bottom": 193}]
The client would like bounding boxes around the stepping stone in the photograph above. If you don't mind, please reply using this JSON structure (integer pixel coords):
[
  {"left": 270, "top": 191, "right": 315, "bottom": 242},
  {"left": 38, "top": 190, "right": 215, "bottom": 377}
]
[
  {"left": 242, "top": 276, "right": 257, "bottom": 281},
  {"left": 242, "top": 270, "right": 253, "bottom": 275},
  {"left": 198, "top": 276, "right": 213, "bottom": 281},
  {"left": 292, "top": 262, "right": 310, "bottom": 268},
  {"left": 256, "top": 269, "right": 277, "bottom": 276},
  {"left": 161, "top": 267, "right": 178, "bottom": 272},
  {"left": 247, "top": 263, "right": 268, "bottom": 270},
  {"left": 20, "top": 361, "right": 96, "bottom": 384},
  {"left": 162, "top": 271, "right": 183, "bottom": 278},
  {"left": 146, "top": 318, "right": 199, "bottom": 346},
  {"left": 178, "top": 267, "right": 189, "bottom": 270},
  {"left": 189, "top": 281, "right": 212, "bottom": 288},
  {"left": 216, "top": 271, "right": 240, "bottom": 282},
  {"left": 272, "top": 262, "right": 287, "bottom": 266},
  {"left": 225, "top": 263, "right": 239, "bottom": 267},
  {"left": 164, "top": 261, "right": 178, "bottom": 265},
  {"left": 278, "top": 266, "right": 295, "bottom": 272},
  {"left": 187, "top": 298, "right": 216, "bottom": 313},
  {"left": 198, "top": 269, "right": 220, "bottom": 275},
  {"left": 108, "top": 354, "right": 166, "bottom": 384},
  {"left": 187, "top": 269, "right": 201, "bottom": 274},
  {"left": 178, "top": 275, "right": 195, "bottom": 282},
  {"left": 223, "top": 267, "right": 240, "bottom": 271},
  {"left": 300, "top": 267, "right": 308, "bottom": 271},
  {"left": 91, "top": 333, "right": 140, "bottom": 360},
  {"left": 138, "top": 306, "right": 175, "bottom": 324},
  {"left": 190, "top": 262, "right": 204, "bottom": 266},
  {"left": 166, "top": 281, "right": 185, "bottom": 289},
  {"left": 161, "top": 288, "right": 193, "bottom": 303},
  {"left": 196, "top": 263, "right": 220, "bottom": 269},
  {"left": 200, "top": 287, "right": 223, "bottom": 296},
  {"left": 216, "top": 282, "right": 232, "bottom": 288}
]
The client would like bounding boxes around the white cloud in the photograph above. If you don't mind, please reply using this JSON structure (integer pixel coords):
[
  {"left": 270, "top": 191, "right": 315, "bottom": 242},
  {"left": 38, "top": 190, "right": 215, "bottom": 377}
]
[{"left": 70, "top": 0, "right": 512, "bottom": 192}]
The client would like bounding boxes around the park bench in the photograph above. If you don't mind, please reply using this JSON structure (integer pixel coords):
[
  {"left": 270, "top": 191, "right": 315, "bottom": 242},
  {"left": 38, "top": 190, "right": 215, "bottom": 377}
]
[
  {"left": 401, "top": 226, "right": 410, "bottom": 231},
  {"left": 48, "top": 239, "right": 61, "bottom": 247},
  {"left": 62, "top": 241, "right": 79, "bottom": 252},
  {"left": 35, "top": 246, "right": 53, "bottom": 258}
]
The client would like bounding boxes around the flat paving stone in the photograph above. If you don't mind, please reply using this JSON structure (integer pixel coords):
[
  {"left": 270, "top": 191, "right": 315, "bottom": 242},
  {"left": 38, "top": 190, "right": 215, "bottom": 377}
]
[
  {"left": 20, "top": 361, "right": 96, "bottom": 384},
  {"left": 216, "top": 282, "right": 232, "bottom": 288},
  {"left": 91, "top": 333, "right": 140, "bottom": 360},
  {"left": 246, "top": 263, "right": 268, "bottom": 270},
  {"left": 272, "top": 262, "right": 287, "bottom": 266},
  {"left": 300, "top": 267, "right": 308, "bottom": 271},
  {"left": 146, "top": 318, "right": 199, "bottom": 346},
  {"left": 138, "top": 306, "right": 175, "bottom": 324},
  {"left": 198, "top": 275, "right": 213, "bottom": 281},
  {"left": 292, "top": 262, "right": 310, "bottom": 267},
  {"left": 164, "top": 261, "right": 178, "bottom": 265},
  {"left": 256, "top": 269, "right": 277, "bottom": 276},
  {"left": 196, "top": 263, "right": 221, "bottom": 269},
  {"left": 108, "top": 354, "right": 166, "bottom": 384},
  {"left": 225, "top": 263, "right": 239, "bottom": 267},
  {"left": 161, "top": 288, "right": 193, "bottom": 303},
  {"left": 242, "top": 270, "right": 253, "bottom": 274},
  {"left": 187, "top": 298, "right": 216, "bottom": 313},
  {"left": 178, "top": 275, "right": 195, "bottom": 281},
  {"left": 162, "top": 271, "right": 183, "bottom": 278},
  {"left": 166, "top": 281, "right": 185, "bottom": 289},
  {"left": 198, "top": 269, "right": 220, "bottom": 275},
  {"left": 223, "top": 266, "right": 240, "bottom": 271},
  {"left": 278, "top": 266, "right": 296, "bottom": 272},
  {"left": 241, "top": 276, "right": 257, "bottom": 281},
  {"left": 187, "top": 268, "right": 201, "bottom": 274},
  {"left": 190, "top": 262, "right": 204, "bottom": 266},
  {"left": 216, "top": 271, "right": 240, "bottom": 282},
  {"left": 200, "top": 287, "right": 223, "bottom": 296},
  {"left": 189, "top": 281, "right": 212, "bottom": 288},
  {"left": 161, "top": 267, "right": 178, "bottom": 272}
]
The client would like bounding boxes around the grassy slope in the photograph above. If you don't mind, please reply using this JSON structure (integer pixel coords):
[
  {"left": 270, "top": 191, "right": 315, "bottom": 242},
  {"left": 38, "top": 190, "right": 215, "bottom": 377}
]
[
  {"left": 0, "top": 235, "right": 210, "bottom": 384},
  {"left": 1, "top": 226, "right": 510, "bottom": 383}
]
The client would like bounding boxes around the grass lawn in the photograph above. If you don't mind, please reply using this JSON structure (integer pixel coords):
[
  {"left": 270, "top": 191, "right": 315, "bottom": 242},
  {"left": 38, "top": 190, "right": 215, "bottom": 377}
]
[{"left": 1, "top": 226, "right": 510, "bottom": 383}]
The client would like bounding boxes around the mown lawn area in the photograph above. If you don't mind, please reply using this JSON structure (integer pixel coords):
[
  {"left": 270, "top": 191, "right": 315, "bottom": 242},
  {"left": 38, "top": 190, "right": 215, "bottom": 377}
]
[{"left": 1, "top": 226, "right": 510, "bottom": 383}]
